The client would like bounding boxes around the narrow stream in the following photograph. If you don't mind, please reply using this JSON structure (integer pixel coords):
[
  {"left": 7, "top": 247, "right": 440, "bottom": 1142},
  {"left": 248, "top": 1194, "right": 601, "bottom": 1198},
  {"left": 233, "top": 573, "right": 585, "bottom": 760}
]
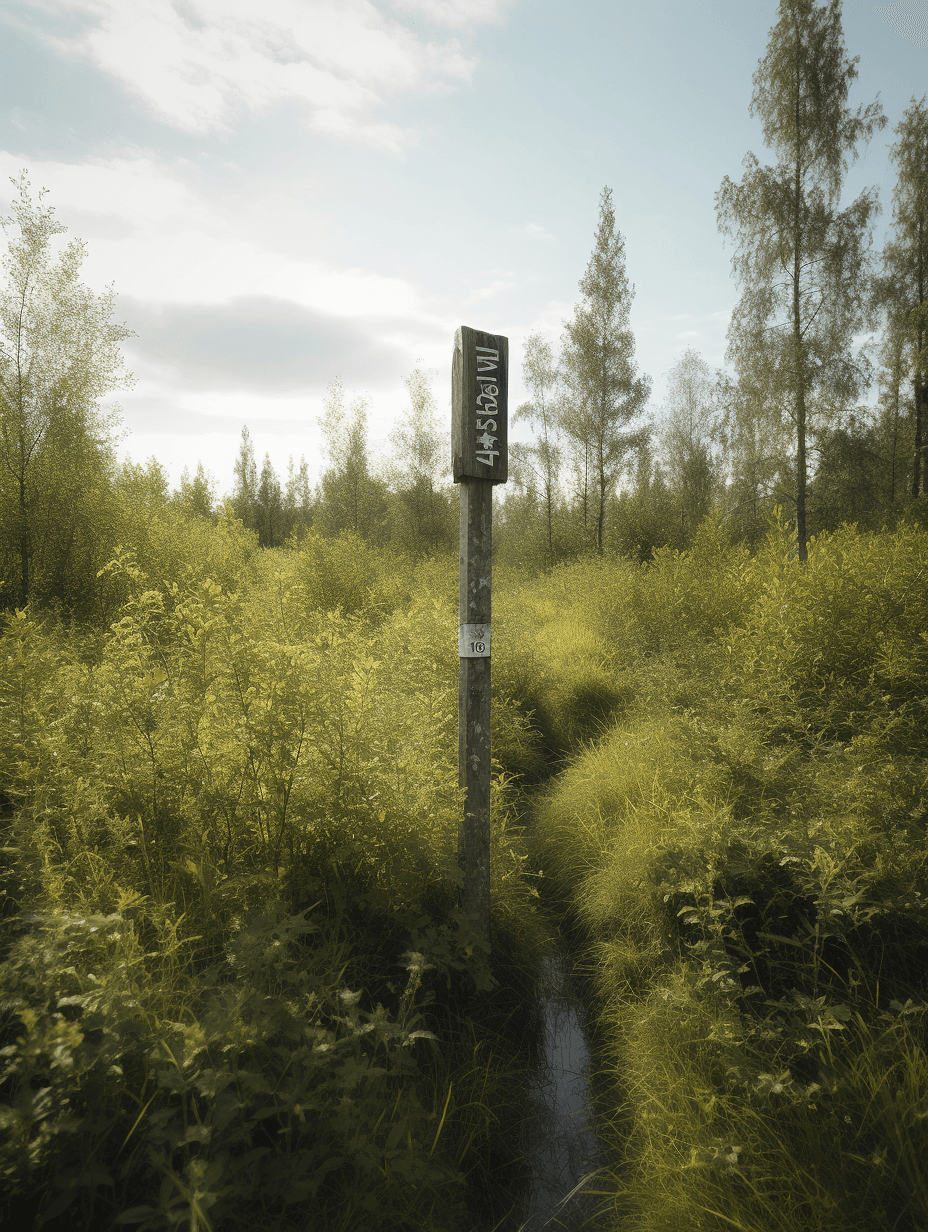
[{"left": 516, "top": 942, "right": 610, "bottom": 1231}]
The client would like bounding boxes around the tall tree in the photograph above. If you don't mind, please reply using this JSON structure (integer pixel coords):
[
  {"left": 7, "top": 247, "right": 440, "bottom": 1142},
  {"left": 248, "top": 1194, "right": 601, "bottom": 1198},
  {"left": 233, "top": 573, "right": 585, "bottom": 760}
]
[
  {"left": 284, "top": 453, "right": 312, "bottom": 540},
  {"left": 512, "top": 333, "right": 562, "bottom": 565},
  {"left": 315, "top": 378, "right": 389, "bottom": 544},
  {"left": 231, "top": 426, "right": 258, "bottom": 530},
  {"left": 255, "top": 452, "right": 284, "bottom": 548},
  {"left": 0, "top": 172, "right": 134, "bottom": 608},
  {"left": 714, "top": 370, "right": 794, "bottom": 544},
  {"left": 715, "top": 0, "right": 886, "bottom": 560},
  {"left": 659, "top": 348, "right": 722, "bottom": 540},
  {"left": 175, "top": 460, "right": 215, "bottom": 521},
  {"left": 383, "top": 366, "right": 453, "bottom": 557},
  {"left": 874, "top": 95, "right": 928, "bottom": 499},
  {"left": 559, "top": 186, "right": 651, "bottom": 554},
  {"left": 873, "top": 316, "right": 915, "bottom": 511}
]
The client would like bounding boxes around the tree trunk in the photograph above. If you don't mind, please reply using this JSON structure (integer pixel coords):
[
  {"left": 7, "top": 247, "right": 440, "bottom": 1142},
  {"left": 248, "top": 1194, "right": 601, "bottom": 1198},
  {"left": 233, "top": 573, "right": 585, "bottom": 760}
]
[
  {"left": 545, "top": 468, "right": 554, "bottom": 563},
  {"left": 17, "top": 472, "right": 29, "bottom": 608},
  {"left": 793, "top": 108, "right": 808, "bottom": 562},
  {"left": 914, "top": 288, "right": 927, "bottom": 499},
  {"left": 596, "top": 454, "right": 606, "bottom": 555},
  {"left": 914, "top": 379, "right": 926, "bottom": 499},
  {"left": 796, "top": 391, "right": 808, "bottom": 559},
  {"left": 890, "top": 377, "right": 899, "bottom": 506}
]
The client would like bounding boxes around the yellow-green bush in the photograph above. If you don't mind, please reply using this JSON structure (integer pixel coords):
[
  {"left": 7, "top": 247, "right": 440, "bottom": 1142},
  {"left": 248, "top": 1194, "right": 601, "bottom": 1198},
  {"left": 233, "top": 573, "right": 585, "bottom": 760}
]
[
  {"left": 621, "top": 511, "right": 753, "bottom": 660},
  {"left": 96, "top": 503, "right": 260, "bottom": 626},
  {"left": 0, "top": 548, "right": 549, "bottom": 1231},
  {"left": 515, "top": 520, "right": 928, "bottom": 1232},
  {"left": 494, "top": 557, "right": 639, "bottom": 764},
  {"left": 729, "top": 519, "right": 928, "bottom": 752},
  {"left": 285, "top": 528, "right": 421, "bottom": 621}
]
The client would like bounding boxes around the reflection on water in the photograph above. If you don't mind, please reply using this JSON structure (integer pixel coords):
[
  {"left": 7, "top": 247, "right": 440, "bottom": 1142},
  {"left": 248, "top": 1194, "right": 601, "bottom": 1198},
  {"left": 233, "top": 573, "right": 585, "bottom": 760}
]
[{"left": 517, "top": 950, "right": 608, "bottom": 1231}]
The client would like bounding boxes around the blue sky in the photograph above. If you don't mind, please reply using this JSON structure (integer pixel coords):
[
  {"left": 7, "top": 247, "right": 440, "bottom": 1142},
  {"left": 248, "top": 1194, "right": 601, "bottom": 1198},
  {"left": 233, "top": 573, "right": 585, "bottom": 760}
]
[{"left": 1, "top": 0, "right": 926, "bottom": 499}]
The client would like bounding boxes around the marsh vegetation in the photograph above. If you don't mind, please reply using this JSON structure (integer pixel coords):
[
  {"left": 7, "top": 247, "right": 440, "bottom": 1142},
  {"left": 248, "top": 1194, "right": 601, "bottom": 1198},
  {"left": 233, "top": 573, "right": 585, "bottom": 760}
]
[
  {"left": 3, "top": 1, "right": 928, "bottom": 1225},
  {"left": 2, "top": 511, "right": 927, "bottom": 1230}
]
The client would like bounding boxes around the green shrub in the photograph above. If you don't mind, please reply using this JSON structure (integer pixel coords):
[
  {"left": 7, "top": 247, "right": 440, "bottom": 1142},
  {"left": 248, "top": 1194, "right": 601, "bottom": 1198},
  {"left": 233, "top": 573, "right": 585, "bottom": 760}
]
[
  {"left": 622, "top": 511, "right": 753, "bottom": 660},
  {"left": 0, "top": 545, "right": 550, "bottom": 1231},
  {"left": 97, "top": 504, "right": 260, "bottom": 626},
  {"left": 729, "top": 519, "right": 928, "bottom": 753},
  {"left": 520, "top": 517, "right": 928, "bottom": 1232},
  {"left": 0, "top": 897, "right": 471, "bottom": 1232}
]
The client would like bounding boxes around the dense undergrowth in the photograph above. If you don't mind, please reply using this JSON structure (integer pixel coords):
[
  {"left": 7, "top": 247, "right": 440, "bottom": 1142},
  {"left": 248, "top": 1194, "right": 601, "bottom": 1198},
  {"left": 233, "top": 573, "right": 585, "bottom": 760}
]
[
  {"left": 506, "top": 512, "right": 928, "bottom": 1231},
  {"left": 2, "top": 506, "right": 927, "bottom": 1230},
  {"left": 0, "top": 522, "right": 552, "bottom": 1232}
]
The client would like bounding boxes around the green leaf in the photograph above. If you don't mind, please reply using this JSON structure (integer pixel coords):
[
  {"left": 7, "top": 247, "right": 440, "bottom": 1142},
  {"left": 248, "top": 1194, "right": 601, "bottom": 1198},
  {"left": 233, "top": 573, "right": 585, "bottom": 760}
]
[{"left": 385, "top": 1119, "right": 407, "bottom": 1152}]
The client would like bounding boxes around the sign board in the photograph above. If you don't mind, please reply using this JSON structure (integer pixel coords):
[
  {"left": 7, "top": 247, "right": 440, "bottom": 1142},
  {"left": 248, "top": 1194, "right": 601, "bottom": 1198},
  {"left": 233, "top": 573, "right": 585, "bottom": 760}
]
[
  {"left": 452, "top": 326, "right": 509, "bottom": 484},
  {"left": 458, "top": 622, "right": 491, "bottom": 657}
]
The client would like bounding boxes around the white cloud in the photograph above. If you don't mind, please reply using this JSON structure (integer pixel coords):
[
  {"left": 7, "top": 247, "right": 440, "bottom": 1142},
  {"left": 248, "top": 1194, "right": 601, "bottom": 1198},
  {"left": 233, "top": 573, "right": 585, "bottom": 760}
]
[
  {"left": 464, "top": 277, "right": 516, "bottom": 304},
  {"left": 521, "top": 301, "right": 574, "bottom": 338},
  {"left": 521, "top": 221, "right": 554, "bottom": 241},
  {"left": 0, "top": 152, "right": 208, "bottom": 230},
  {"left": 116, "top": 379, "right": 421, "bottom": 489},
  {"left": 25, "top": 0, "right": 487, "bottom": 149},
  {"left": 389, "top": 0, "right": 512, "bottom": 30},
  {"left": 0, "top": 151, "right": 436, "bottom": 319}
]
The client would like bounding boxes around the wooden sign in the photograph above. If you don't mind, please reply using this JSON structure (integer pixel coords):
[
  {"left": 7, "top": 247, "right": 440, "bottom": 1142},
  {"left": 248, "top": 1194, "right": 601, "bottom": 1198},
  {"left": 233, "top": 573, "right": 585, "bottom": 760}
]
[
  {"left": 452, "top": 326, "right": 508, "bottom": 484},
  {"left": 453, "top": 325, "right": 508, "bottom": 956}
]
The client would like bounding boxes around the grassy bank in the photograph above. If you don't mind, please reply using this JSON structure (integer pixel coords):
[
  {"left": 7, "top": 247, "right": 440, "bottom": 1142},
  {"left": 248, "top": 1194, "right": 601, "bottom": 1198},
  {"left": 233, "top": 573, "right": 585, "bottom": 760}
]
[{"left": 496, "top": 514, "right": 928, "bottom": 1231}]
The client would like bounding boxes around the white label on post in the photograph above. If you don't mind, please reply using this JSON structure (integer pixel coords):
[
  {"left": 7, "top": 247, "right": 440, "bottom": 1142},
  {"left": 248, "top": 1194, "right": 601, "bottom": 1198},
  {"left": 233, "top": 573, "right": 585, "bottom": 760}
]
[{"left": 459, "top": 624, "right": 491, "bottom": 657}]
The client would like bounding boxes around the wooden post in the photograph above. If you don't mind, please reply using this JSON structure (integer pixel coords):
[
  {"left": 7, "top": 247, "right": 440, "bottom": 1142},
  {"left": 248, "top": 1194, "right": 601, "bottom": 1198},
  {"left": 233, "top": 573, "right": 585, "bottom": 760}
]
[{"left": 452, "top": 326, "right": 508, "bottom": 949}]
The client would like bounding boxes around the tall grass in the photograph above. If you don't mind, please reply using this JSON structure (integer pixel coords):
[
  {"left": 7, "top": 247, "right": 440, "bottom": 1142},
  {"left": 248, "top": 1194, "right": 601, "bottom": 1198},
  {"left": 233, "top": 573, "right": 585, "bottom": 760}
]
[
  {"left": 5, "top": 510, "right": 927, "bottom": 1230},
  {"left": 499, "top": 514, "right": 928, "bottom": 1231}
]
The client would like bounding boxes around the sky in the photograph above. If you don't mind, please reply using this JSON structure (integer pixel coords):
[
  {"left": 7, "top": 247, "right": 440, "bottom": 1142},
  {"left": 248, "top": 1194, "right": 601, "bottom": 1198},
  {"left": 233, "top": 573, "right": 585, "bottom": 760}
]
[{"left": 1, "top": 0, "right": 926, "bottom": 501}]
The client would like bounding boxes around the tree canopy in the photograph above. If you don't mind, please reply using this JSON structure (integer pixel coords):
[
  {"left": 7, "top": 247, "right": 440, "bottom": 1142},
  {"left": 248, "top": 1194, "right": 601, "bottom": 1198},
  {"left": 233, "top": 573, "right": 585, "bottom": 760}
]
[
  {"left": 0, "top": 172, "right": 134, "bottom": 610},
  {"left": 715, "top": 0, "right": 886, "bottom": 559},
  {"left": 559, "top": 186, "right": 651, "bottom": 554}
]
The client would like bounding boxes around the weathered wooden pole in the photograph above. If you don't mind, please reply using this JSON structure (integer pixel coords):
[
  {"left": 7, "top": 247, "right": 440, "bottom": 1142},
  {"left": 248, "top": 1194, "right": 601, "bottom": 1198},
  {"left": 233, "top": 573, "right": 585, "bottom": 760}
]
[{"left": 452, "top": 326, "right": 508, "bottom": 950}]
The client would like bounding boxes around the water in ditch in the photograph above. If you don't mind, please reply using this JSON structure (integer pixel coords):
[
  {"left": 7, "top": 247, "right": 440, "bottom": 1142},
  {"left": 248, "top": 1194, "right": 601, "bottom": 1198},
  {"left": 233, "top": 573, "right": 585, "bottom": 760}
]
[{"left": 514, "top": 943, "right": 611, "bottom": 1232}]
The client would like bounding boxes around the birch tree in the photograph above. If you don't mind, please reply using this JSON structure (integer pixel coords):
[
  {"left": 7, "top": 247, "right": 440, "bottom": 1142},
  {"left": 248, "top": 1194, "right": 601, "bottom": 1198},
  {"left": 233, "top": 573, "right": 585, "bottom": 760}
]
[
  {"left": 284, "top": 454, "right": 312, "bottom": 540},
  {"left": 231, "top": 425, "right": 258, "bottom": 530},
  {"left": 560, "top": 187, "right": 651, "bottom": 554},
  {"left": 382, "top": 366, "right": 453, "bottom": 556},
  {"left": 714, "top": 369, "right": 794, "bottom": 544},
  {"left": 176, "top": 461, "right": 216, "bottom": 521},
  {"left": 715, "top": 0, "right": 886, "bottom": 560},
  {"left": 256, "top": 452, "right": 284, "bottom": 547},
  {"left": 0, "top": 172, "right": 134, "bottom": 608},
  {"left": 874, "top": 95, "right": 928, "bottom": 499},
  {"left": 512, "top": 332, "right": 562, "bottom": 564},
  {"left": 315, "top": 378, "right": 389, "bottom": 544},
  {"left": 659, "top": 348, "right": 723, "bottom": 539}
]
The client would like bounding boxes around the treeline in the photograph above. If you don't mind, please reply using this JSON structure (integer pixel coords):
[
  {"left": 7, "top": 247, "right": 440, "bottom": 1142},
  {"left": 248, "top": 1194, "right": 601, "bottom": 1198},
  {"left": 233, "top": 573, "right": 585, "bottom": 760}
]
[
  {"left": 498, "top": 67, "right": 927, "bottom": 569},
  {"left": 1, "top": 12, "right": 926, "bottom": 619},
  {"left": 224, "top": 367, "right": 456, "bottom": 557},
  {"left": 0, "top": 172, "right": 456, "bottom": 618}
]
